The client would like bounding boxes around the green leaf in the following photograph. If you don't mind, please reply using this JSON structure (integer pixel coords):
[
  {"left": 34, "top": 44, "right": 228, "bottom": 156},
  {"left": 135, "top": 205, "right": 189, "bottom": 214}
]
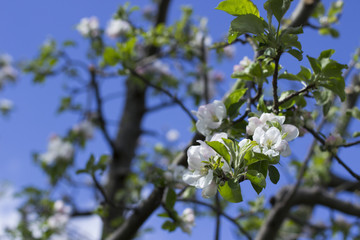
[
  {"left": 103, "top": 47, "right": 120, "bottom": 66},
  {"left": 228, "top": 14, "right": 267, "bottom": 43},
  {"left": 268, "top": 165, "right": 280, "bottom": 184},
  {"left": 281, "top": 26, "right": 303, "bottom": 35},
  {"left": 287, "top": 49, "right": 303, "bottom": 61},
  {"left": 248, "top": 160, "right": 269, "bottom": 178},
  {"left": 246, "top": 170, "right": 266, "bottom": 188},
  {"left": 86, "top": 154, "right": 95, "bottom": 171},
  {"left": 353, "top": 132, "right": 360, "bottom": 138},
  {"left": 162, "top": 220, "right": 177, "bottom": 232},
  {"left": 206, "top": 141, "right": 231, "bottom": 164},
  {"left": 307, "top": 55, "right": 321, "bottom": 74},
  {"left": 219, "top": 179, "right": 243, "bottom": 203},
  {"left": 319, "top": 49, "right": 335, "bottom": 60},
  {"left": 264, "top": 0, "right": 292, "bottom": 23},
  {"left": 165, "top": 188, "right": 177, "bottom": 209},
  {"left": 281, "top": 33, "right": 302, "bottom": 50},
  {"left": 298, "top": 66, "right": 312, "bottom": 81},
  {"left": 313, "top": 89, "right": 332, "bottom": 105},
  {"left": 224, "top": 88, "right": 247, "bottom": 117},
  {"left": 278, "top": 71, "right": 300, "bottom": 81},
  {"left": 215, "top": 0, "right": 260, "bottom": 17}
]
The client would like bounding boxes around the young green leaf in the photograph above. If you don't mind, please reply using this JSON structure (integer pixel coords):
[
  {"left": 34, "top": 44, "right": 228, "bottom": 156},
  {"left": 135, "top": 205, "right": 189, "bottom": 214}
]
[
  {"left": 206, "top": 141, "right": 231, "bottom": 164},
  {"left": 228, "top": 14, "right": 267, "bottom": 43},
  {"left": 246, "top": 170, "right": 266, "bottom": 188},
  {"left": 215, "top": 0, "right": 260, "bottom": 17},
  {"left": 268, "top": 165, "right": 280, "bottom": 184},
  {"left": 264, "top": 0, "right": 292, "bottom": 23},
  {"left": 165, "top": 188, "right": 177, "bottom": 209},
  {"left": 218, "top": 179, "right": 243, "bottom": 203}
]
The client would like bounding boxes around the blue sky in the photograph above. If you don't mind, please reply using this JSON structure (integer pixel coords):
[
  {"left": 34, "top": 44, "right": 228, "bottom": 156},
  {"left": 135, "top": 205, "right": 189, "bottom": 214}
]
[{"left": 0, "top": 0, "right": 359, "bottom": 239}]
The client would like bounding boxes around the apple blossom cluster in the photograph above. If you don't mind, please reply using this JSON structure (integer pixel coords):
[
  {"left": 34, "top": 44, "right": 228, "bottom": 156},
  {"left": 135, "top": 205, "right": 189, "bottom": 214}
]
[
  {"left": 47, "top": 200, "right": 71, "bottom": 230},
  {"left": 76, "top": 16, "right": 100, "bottom": 38},
  {"left": 183, "top": 133, "right": 230, "bottom": 198},
  {"left": 247, "top": 113, "right": 299, "bottom": 157},
  {"left": 0, "top": 54, "right": 17, "bottom": 89},
  {"left": 180, "top": 208, "right": 195, "bottom": 234},
  {"left": 183, "top": 100, "right": 299, "bottom": 199},
  {"left": 40, "top": 135, "right": 74, "bottom": 165}
]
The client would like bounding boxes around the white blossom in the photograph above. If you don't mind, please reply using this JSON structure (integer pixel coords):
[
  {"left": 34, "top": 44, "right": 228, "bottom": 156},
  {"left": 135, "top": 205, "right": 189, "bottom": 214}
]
[
  {"left": 0, "top": 98, "right": 13, "bottom": 113},
  {"left": 76, "top": 17, "right": 100, "bottom": 37},
  {"left": 166, "top": 129, "right": 180, "bottom": 142},
  {"left": 253, "top": 127, "right": 291, "bottom": 157},
  {"left": 334, "top": 0, "right": 344, "bottom": 8},
  {"left": 180, "top": 208, "right": 195, "bottom": 234},
  {"left": 0, "top": 54, "right": 17, "bottom": 88},
  {"left": 319, "top": 16, "right": 329, "bottom": 26},
  {"left": 246, "top": 113, "right": 285, "bottom": 136},
  {"left": 164, "top": 165, "right": 186, "bottom": 184},
  {"left": 72, "top": 120, "right": 94, "bottom": 139},
  {"left": 233, "top": 56, "right": 252, "bottom": 73},
  {"left": 105, "top": 19, "right": 131, "bottom": 38},
  {"left": 191, "top": 32, "right": 212, "bottom": 48},
  {"left": 40, "top": 136, "right": 74, "bottom": 165},
  {"left": 192, "top": 100, "right": 226, "bottom": 138},
  {"left": 137, "top": 60, "right": 170, "bottom": 76},
  {"left": 248, "top": 113, "right": 299, "bottom": 157},
  {"left": 183, "top": 133, "right": 230, "bottom": 198},
  {"left": 48, "top": 200, "right": 71, "bottom": 230},
  {"left": 223, "top": 45, "right": 236, "bottom": 58},
  {"left": 325, "top": 133, "right": 343, "bottom": 146}
]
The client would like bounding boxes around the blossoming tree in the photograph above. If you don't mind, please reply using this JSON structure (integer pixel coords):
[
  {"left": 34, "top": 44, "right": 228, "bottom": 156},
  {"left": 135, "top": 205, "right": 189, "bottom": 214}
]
[{"left": 3, "top": 0, "right": 360, "bottom": 239}]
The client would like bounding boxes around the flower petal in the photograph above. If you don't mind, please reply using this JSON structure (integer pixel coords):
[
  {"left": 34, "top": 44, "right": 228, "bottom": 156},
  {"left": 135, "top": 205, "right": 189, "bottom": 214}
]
[
  {"left": 282, "top": 124, "right": 299, "bottom": 142},
  {"left": 201, "top": 180, "right": 217, "bottom": 198},
  {"left": 196, "top": 170, "right": 213, "bottom": 188},
  {"left": 182, "top": 170, "right": 202, "bottom": 186}
]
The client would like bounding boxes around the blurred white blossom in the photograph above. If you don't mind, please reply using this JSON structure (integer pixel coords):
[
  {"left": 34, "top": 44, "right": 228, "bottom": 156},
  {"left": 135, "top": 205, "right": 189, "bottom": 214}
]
[
  {"left": 166, "top": 129, "right": 180, "bottom": 142},
  {"left": 0, "top": 54, "right": 17, "bottom": 88},
  {"left": 48, "top": 200, "right": 71, "bottom": 230},
  {"left": 40, "top": 136, "right": 74, "bottom": 165},
  {"left": 73, "top": 120, "right": 94, "bottom": 139},
  {"left": 233, "top": 56, "right": 252, "bottom": 73},
  {"left": 0, "top": 98, "right": 13, "bottom": 114},
  {"left": 180, "top": 208, "right": 195, "bottom": 234},
  {"left": 76, "top": 17, "right": 100, "bottom": 37},
  {"left": 106, "top": 19, "right": 131, "bottom": 38}
]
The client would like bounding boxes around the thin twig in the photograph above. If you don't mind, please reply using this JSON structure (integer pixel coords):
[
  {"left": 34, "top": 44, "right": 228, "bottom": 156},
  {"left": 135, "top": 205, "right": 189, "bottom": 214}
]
[
  {"left": 215, "top": 193, "right": 221, "bottom": 240},
  {"left": 178, "top": 198, "right": 252, "bottom": 240},
  {"left": 272, "top": 54, "right": 281, "bottom": 114},
  {"left": 278, "top": 83, "right": 316, "bottom": 106},
  {"left": 305, "top": 126, "right": 360, "bottom": 181},
  {"left": 337, "top": 140, "right": 360, "bottom": 148},
  {"left": 89, "top": 67, "right": 117, "bottom": 151},
  {"left": 126, "top": 67, "right": 196, "bottom": 123},
  {"left": 200, "top": 35, "right": 210, "bottom": 104}
]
